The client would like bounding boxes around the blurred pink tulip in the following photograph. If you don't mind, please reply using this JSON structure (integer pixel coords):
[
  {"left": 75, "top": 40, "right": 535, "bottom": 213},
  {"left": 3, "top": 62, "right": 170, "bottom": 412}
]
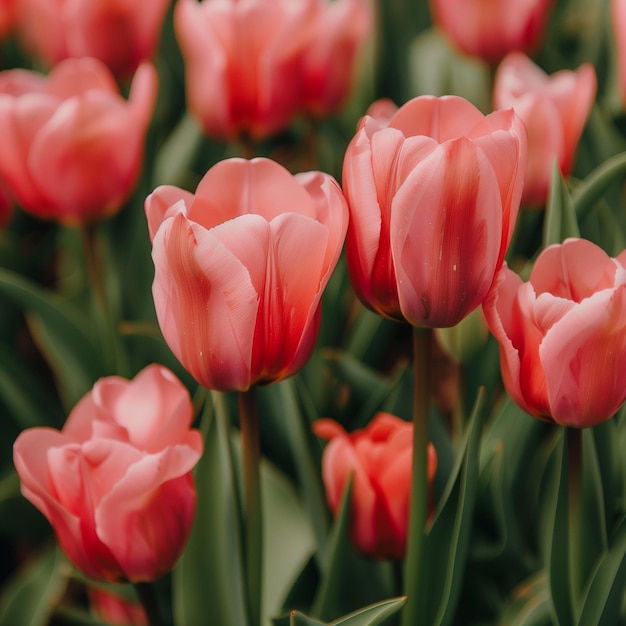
[
  {"left": 430, "top": 0, "right": 552, "bottom": 64},
  {"left": 13, "top": 364, "right": 203, "bottom": 582},
  {"left": 300, "top": 0, "right": 372, "bottom": 117},
  {"left": 0, "top": 0, "right": 16, "bottom": 38},
  {"left": 494, "top": 52, "right": 596, "bottom": 208},
  {"left": 342, "top": 95, "right": 527, "bottom": 328},
  {"left": 175, "top": 0, "right": 315, "bottom": 141},
  {"left": 145, "top": 157, "right": 348, "bottom": 391},
  {"left": 483, "top": 238, "right": 626, "bottom": 428},
  {"left": 15, "top": 0, "right": 171, "bottom": 77},
  {"left": 88, "top": 588, "right": 147, "bottom": 626},
  {"left": 314, "top": 413, "right": 437, "bottom": 560},
  {"left": 0, "top": 58, "right": 157, "bottom": 224},
  {"left": 612, "top": 0, "right": 626, "bottom": 105}
]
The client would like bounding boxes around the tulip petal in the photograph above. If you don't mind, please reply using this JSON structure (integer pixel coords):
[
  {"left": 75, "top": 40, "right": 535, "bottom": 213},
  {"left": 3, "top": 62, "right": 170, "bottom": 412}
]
[{"left": 145, "top": 186, "right": 195, "bottom": 242}]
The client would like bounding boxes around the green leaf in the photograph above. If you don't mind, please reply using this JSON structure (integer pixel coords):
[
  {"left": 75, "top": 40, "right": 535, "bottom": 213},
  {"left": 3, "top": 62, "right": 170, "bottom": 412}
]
[
  {"left": 497, "top": 571, "right": 552, "bottom": 626},
  {"left": 419, "top": 388, "right": 484, "bottom": 626},
  {"left": 172, "top": 393, "right": 248, "bottom": 626},
  {"left": 576, "top": 517, "right": 626, "bottom": 626},
  {"left": 287, "top": 597, "right": 407, "bottom": 626},
  {"left": 0, "top": 547, "right": 68, "bottom": 626},
  {"left": 543, "top": 162, "right": 580, "bottom": 248},
  {"left": 0, "top": 268, "right": 102, "bottom": 409}
]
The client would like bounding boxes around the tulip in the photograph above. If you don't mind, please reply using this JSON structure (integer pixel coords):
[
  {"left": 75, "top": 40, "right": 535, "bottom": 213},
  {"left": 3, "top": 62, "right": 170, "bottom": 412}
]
[
  {"left": 13, "top": 364, "right": 203, "bottom": 582},
  {"left": 88, "top": 588, "right": 147, "bottom": 626},
  {"left": 313, "top": 413, "right": 437, "bottom": 560},
  {"left": 300, "top": 0, "right": 373, "bottom": 117},
  {"left": 483, "top": 238, "right": 626, "bottom": 428},
  {"left": 174, "top": 0, "right": 315, "bottom": 141},
  {"left": 15, "top": 0, "right": 171, "bottom": 77},
  {"left": 0, "top": 58, "right": 157, "bottom": 224},
  {"left": 342, "top": 94, "right": 527, "bottom": 328},
  {"left": 0, "top": 0, "right": 16, "bottom": 38},
  {"left": 429, "top": 0, "right": 552, "bottom": 65},
  {"left": 145, "top": 157, "right": 348, "bottom": 392},
  {"left": 612, "top": 0, "right": 626, "bottom": 105},
  {"left": 494, "top": 52, "right": 596, "bottom": 208}
]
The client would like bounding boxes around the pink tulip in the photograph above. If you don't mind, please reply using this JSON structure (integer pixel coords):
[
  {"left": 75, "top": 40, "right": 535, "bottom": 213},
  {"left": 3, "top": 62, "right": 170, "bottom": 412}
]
[
  {"left": 612, "top": 0, "right": 626, "bottom": 105},
  {"left": 494, "top": 52, "right": 596, "bottom": 208},
  {"left": 145, "top": 157, "right": 348, "bottom": 392},
  {"left": 483, "top": 238, "right": 626, "bottom": 428},
  {"left": 0, "top": 58, "right": 157, "bottom": 224},
  {"left": 13, "top": 364, "right": 203, "bottom": 582},
  {"left": 429, "top": 0, "right": 552, "bottom": 64},
  {"left": 313, "top": 413, "right": 437, "bottom": 560},
  {"left": 15, "top": 0, "right": 171, "bottom": 77},
  {"left": 300, "top": 0, "right": 372, "bottom": 117},
  {"left": 174, "top": 0, "right": 315, "bottom": 141},
  {"left": 88, "top": 588, "right": 147, "bottom": 626},
  {"left": 343, "top": 94, "right": 527, "bottom": 328}
]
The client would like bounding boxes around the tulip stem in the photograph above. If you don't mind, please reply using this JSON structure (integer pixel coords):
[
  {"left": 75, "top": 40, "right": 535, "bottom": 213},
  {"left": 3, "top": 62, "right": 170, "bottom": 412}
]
[
  {"left": 133, "top": 582, "right": 163, "bottom": 626},
  {"left": 402, "top": 326, "right": 432, "bottom": 626},
  {"left": 239, "top": 387, "right": 263, "bottom": 626}
]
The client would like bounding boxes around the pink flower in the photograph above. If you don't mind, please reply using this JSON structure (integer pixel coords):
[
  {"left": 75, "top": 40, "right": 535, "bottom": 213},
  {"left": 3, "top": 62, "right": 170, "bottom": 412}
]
[
  {"left": 483, "top": 238, "right": 626, "bottom": 428},
  {"left": 342, "top": 95, "right": 527, "bottom": 328},
  {"left": 15, "top": 0, "right": 171, "bottom": 77},
  {"left": 494, "top": 52, "right": 596, "bottom": 207},
  {"left": 0, "top": 0, "right": 16, "bottom": 38},
  {"left": 88, "top": 588, "right": 147, "bottom": 626},
  {"left": 0, "top": 58, "right": 157, "bottom": 224},
  {"left": 612, "top": 0, "right": 626, "bottom": 105},
  {"left": 174, "top": 0, "right": 315, "bottom": 141},
  {"left": 429, "top": 0, "right": 553, "bottom": 64},
  {"left": 145, "top": 157, "right": 348, "bottom": 392},
  {"left": 300, "top": 0, "right": 372, "bottom": 117},
  {"left": 13, "top": 365, "right": 203, "bottom": 582},
  {"left": 313, "top": 413, "right": 437, "bottom": 560}
]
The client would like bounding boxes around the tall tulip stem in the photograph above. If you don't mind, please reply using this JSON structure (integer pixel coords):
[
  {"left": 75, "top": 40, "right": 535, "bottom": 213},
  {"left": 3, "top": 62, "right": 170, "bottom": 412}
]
[
  {"left": 402, "top": 326, "right": 432, "bottom": 626},
  {"left": 133, "top": 582, "right": 163, "bottom": 626},
  {"left": 238, "top": 387, "right": 263, "bottom": 626}
]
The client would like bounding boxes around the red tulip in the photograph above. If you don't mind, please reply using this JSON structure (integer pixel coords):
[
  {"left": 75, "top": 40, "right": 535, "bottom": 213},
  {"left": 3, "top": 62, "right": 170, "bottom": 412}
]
[
  {"left": 0, "top": 0, "right": 16, "bottom": 37},
  {"left": 88, "top": 588, "right": 147, "bottom": 626},
  {"left": 15, "top": 0, "right": 171, "bottom": 77},
  {"left": 174, "top": 0, "right": 315, "bottom": 141},
  {"left": 314, "top": 413, "right": 437, "bottom": 560},
  {"left": 343, "top": 95, "right": 527, "bottom": 328},
  {"left": 429, "top": 0, "right": 552, "bottom": 64},
  {"left": 145, "top": 157, "right": 348, "bottom": 392},
  {"left": 13, "top": 365, "right": 203, "bottom": 582},
  {"left": 494, "top": 52, "right": 596, "bottom": 208},
  {"left": 483, "top": 238, "right": 626, "bottom": 428},
  {"left": 300, "top": 0, "right": 372, "bottom": 117},
  {"left": 0, "top": 58, "right": 157, "bottom": 224}
]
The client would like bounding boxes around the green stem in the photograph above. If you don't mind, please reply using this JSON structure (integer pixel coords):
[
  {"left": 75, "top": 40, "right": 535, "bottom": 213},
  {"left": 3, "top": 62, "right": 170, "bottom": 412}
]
[
  {"left": 239, "top": 387, "right": 263, "bottom": 626},
  {"left": 401, "top": 326, "right": 432, "bottom": 626},
  {"left": 567, "top": 427, "right": 583, "bottom": 616},
  {"left": 133, "top": 582, "right": 163, "bottom": 626}
]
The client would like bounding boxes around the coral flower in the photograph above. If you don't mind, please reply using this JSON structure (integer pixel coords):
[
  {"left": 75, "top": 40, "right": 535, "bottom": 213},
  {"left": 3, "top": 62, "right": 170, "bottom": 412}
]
[
  {"left": 430, "top": 0, "right": 553, "bottom": 65},
  {"left": 342, "top": 94, "right": 527, "bottom": 328},
  {"left": 314, "top": 413, "right": 437, "bottom": 560},
  {"left": 494, "top": 52, "right": 596, "bottom": 207},
  {"left": 483, "top": 238, "right": 626, "bottom": 428},
  {"left": 15, "top": 0, "right": 171, "bottom": 77},
  {"left": 175, "top": 0, "right": 315, "bottom": 141},
  {"left": 145, "top": 157, "right": 348, "bottom": 392},
  {"left": 13, "top": 365, "right": 203, "bottom": 582},
  {"left": 0, "top": 58, "right": 157, "bottom": 224}
]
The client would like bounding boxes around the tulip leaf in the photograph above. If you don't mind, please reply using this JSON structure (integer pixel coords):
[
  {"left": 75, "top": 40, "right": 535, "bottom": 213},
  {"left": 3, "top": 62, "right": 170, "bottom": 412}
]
[
  {"left": 543, "top": 161, "right": 580, "bottom": 248},
  {"left": 285, "top": 597, "right": 407, "bottom": 626},
  {"left": 0, "top": 546, "right": 68, "bottom": 626},
  {"left": 497, "top": 571, "right": 552, "bottom": 626},
  {"left": 172, "top": 394, "right": 248, "bottom": 626},
  {"left": 576, "top": 516, "right": 626, "bottom": 625},
  {"left": 419, "top": 387, "right": 484, "bottom": 625},
  {"left": 0, "top": 268, "right": 102, "bottom": 409}
]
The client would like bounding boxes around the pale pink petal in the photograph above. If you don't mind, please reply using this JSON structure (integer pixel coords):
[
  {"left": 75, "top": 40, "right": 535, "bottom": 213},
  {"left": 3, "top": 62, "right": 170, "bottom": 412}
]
[{"left": 145, "top": 187, "right": 195, "bottom": 242}]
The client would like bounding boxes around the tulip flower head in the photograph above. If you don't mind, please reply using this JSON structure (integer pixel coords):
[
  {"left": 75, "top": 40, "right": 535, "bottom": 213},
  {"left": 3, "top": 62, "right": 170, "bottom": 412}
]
[
  {"left": 175, "top": 0, "right": 316, "bottom": 141},
  {"left": 145, "top": 157, "right": 348, "bottom": 392},
  {"left": 494, "top": 52, "right": 596, "bottom": 208},
  {"left": 13, "top": 364, "right": 203, "bottom": 582},
  {"left": 483, "top": 238, "right": 626, "bottom": 428},
  {"left": 314, "top": 413, "right": 437, "bottom": 560},
  {"left": 429, "top": 0, "right": 553, "bottom": 65},
  {"left": 0, "top": 0, "right": 16, "bottom": 38},
  {"left": 612, "top": 0, "right": 626, "bottom": 106},
  {"left": 343, "top": 94, "right": 527, "bottom": 328},
  {"left": 0, "top": 58, "right": 157, "bottom": 224},
  {"left": 15, "top": 0, "right": 171, "bottom": 77}
]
